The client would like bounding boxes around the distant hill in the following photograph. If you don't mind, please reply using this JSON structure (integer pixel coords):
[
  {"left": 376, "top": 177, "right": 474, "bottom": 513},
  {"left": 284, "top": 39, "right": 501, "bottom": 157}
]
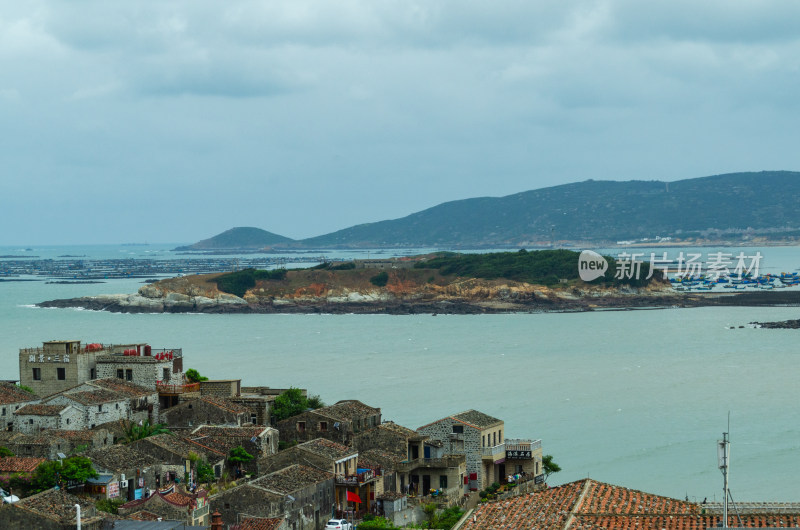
[
  {"left": 173, "top": 227, "right": 294, "bottom": 251},
  {"left": 180, "top": 171, "right": 800, "bottom": 249},
  {"left": 299, "top": 171, "right": 800, "bottom": 247}
]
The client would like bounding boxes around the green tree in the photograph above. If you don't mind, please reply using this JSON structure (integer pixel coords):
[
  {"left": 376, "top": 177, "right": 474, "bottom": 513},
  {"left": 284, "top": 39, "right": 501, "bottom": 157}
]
[
  {"left": 0, "top": 446, "right": 14, "bottom": 457},
  {"left": 370, "top": 271, "right": 389, "bottom": 287},
  {"left": 306, "top": 394, "right": 325, "bottom": 409},
  {"left": 271, "top": 387, "right": 308, "bottom": 422},
  {"left": 16, "top": 384, "right": 35, "bottom": 394},
  {"left": 542, "top": 454, "right": 561, "bottom": 481},
  {"left": 228, "top": 446, "right": 254, "bottom": 467},
  {"left": 33, "top": 457, "right": 98, "bottom": 492},
  {"left": 185, "top": 368, "right": 208, "bottom": 383},
  {"left": 196, "top": 461, "right": 216, "bottom": 483},
  {"left": 122, "top": 420, "right": 171, "bottom": 444}
]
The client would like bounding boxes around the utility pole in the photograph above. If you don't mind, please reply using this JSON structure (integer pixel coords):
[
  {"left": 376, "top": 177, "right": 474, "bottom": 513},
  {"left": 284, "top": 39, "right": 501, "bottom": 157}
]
[{"left": 717, "top": 416, "right": 730, "bottom": 529}]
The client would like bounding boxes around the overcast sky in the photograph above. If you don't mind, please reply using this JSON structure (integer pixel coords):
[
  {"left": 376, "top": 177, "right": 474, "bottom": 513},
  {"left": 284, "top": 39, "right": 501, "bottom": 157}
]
[{"left": 2, "top": 1, "right": 799, "bottom": 245}]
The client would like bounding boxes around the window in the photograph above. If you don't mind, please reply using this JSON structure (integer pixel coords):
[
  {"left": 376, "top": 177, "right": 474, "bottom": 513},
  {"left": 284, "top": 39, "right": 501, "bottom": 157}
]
[
  {"left": 320, "top": 421, "right": 328, "bottom": 432},
  {"left": 297, "top": 421, "right": 306, "bottom": 432},
  {"left": 98, "top": 405, "right": 103, "bottom": 412},
  {"left": 125, "top": 369, "right": 133, "bottom": 381},
  {"left": 115, "top": 403, "right": 119, "bottom": 410},
  {"left": 32, "top": 368, "right": 41, "bottom": 381},
  {"left": 90, "top": 368, "right": 96, "bottom": 379},
  {"left": 57, "top": 367, "right": 66, "bottom": 380},
  {"left": 1, "top": 408, "right": 5, "bottom": 416},
  {"left": 162, "top": 368, "right": 170, "bottom": 381},
  {"left": 251, "top": 414, "right": 257, "bottom": 424},
  {"left": 29, "top": 419, "right": 33, "bottom": 424},
  {"left": 452, "top": 425, "right": 463, "bottom": 434},
  {"left": 117, "top": 369, "right": 124, "bottom": 379},
  {"left": 440, "top": 475, "right": 448, "bottom": 489},
  {"left": 66, "top": 418, "right": 70, "bottom": 425}
]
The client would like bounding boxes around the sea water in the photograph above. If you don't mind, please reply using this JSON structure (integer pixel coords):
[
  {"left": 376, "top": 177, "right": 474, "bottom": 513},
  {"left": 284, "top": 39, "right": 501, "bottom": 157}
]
[{"left": 1, "top": 245, "right": 799, "bottom": 501}]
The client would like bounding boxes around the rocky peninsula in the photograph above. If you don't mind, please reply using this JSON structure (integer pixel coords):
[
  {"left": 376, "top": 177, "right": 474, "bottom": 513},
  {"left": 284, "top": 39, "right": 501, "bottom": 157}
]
[{"left": 36, "top": 267, "right": 800, "bottom": 315}]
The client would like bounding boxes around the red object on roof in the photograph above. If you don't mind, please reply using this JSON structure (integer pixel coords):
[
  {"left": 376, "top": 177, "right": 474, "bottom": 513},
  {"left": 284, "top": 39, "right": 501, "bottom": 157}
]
[{"left": 346, "top": 491, "right": 362, "bottom": 503}]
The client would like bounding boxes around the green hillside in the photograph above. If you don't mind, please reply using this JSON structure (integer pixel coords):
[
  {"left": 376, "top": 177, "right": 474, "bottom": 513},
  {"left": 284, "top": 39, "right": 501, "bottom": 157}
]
[
  {"left": 299, "top": 171, "right": 800, "bottom": 247},
  {"left": 173, "top": 227, "right": 294, "bottom": 250}
]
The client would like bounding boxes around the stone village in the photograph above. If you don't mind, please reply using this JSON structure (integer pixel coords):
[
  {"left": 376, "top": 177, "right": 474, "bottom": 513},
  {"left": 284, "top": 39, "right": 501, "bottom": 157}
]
[
  {"left": 3, "top": 340, "right": 800, "bottom": 530},
  {"left": 0, "top": 339, "right": 545, "bottom": 529}
]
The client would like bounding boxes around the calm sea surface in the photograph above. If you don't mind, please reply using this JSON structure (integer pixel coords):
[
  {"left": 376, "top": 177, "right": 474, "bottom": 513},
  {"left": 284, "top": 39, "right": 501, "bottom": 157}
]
[{"left": 2, "top": 244, "right": 799, "bottom": 502}]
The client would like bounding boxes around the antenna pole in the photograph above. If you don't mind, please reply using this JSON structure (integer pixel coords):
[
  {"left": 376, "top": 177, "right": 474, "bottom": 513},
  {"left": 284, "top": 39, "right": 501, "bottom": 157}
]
[{"left": 721, "top": 431, "right": 729, "bottom": 528}]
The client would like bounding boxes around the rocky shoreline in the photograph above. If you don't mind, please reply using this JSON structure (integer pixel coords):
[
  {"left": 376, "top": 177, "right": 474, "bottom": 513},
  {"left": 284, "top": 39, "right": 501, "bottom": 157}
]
[
  {"left": 750, "top": 318, "right": 800, "bottom": 329},
  {"left": 36, "top": 289, "right": 800, "bottom": 315}
]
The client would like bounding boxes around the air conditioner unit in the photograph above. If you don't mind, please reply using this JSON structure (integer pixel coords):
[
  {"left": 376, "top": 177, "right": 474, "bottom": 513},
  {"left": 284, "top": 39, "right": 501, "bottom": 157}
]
[{"left": 120, "top": 474, "right": 126, "bottom": 483}]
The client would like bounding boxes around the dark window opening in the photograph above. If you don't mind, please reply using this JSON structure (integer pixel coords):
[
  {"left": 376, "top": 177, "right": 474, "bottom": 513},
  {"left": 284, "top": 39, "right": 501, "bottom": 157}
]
[
  {"left": 32, "top": 368, "right": 41, "bottom": 381},
  {"left": 57, "top": 367, "right": 66, "bottom": 380},
  {"left": 117, "top": 369, "right": 124, "bottom": 379},
  {"left": 452, "top": 425, "right": 463, "bottom": 434},
  {"left": 125, "top": 369, "right": 133, "bottom": 381}
]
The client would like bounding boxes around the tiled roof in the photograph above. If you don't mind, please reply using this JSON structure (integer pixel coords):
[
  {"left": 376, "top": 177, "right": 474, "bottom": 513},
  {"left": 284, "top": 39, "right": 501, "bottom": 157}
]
[
  {"left": 377, "top": 421, "right": 424, "bottom": 439},
  {"left": 42, "top": 429, "right": 103, "bottom": 441},
  {"left": 0, "top": 431, "right": 61, "bottom": 445},
  {"left": 359, "top": 449, "right": 402, "bottom": 471},
  {"left": 451, "top": 410, "right": 503, "bottom": 429},
  {"left": 200, "top": 395, "right": 251, "bottom": 414},
  {"left": 128, "top": 510, "right": 163, "bottom": 521},
  {"left": 15, "top": 488, "right": 101, "bottom": 524},
  {"left": 0, "top": 382, "right": 37, "bottom": 404},
  {"left": 132, "top": 433, "right": 221, "bottom": 460},
  {"left": 88, "top": 378, "right": 154, "bottom": 398},
  {"left": 239, "top": 516, "right": 285, "bottom": 530},
  {"left": 61, "top": 388, "right": 124, "bottom": 405},
  {"left": 191, "top": 425, "right": 271, "bottom": 438},
  {"left": 377, "top": 491, "right": 406, "bottom": 501},
  {"left": 14, "top": 404, "right": 68, "bottom": 416},
  {"left": 315, "top": 400, "right": 380, "bottom": 422},
  {"left": 461, "top": 479, "right": 800, "bottom": 530},
  {"left": 86, "top": 444, "right": 161, "bottom": 472},
  {"left": 298, "top": 438, "right": 356, "bottom": 461},
  {"left": 253, "top": 464, "right": 333, "bottom": 494},
  {"left": 123, "top": 486, "right": 206, "bottom": 510},
  {"left": 0, "top": 456, "right": 46, "bottom": 473},
  {"left": 184, "top": 434, "right": 247, "bottom": 456}
]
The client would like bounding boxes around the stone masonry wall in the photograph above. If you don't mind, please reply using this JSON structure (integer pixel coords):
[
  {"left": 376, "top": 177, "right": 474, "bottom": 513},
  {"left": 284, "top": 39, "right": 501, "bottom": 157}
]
[{"left": 417, "top": 419, "right": 482, "bottom": 489}]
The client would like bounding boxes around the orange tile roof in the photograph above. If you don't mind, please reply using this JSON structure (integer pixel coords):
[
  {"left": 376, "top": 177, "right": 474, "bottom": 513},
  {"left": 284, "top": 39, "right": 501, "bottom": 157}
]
[
  {"left": 0, "top": 382, "right": 37, "bottom": 404},
  {"left": 0, "top": 456, "right": 46, "bottom": 473},
  {"left": 462, "top": 479, "right": 800, "bottom": 530},
  {"left": 239, "top": 517, "right": 285, "bottom": 530}
]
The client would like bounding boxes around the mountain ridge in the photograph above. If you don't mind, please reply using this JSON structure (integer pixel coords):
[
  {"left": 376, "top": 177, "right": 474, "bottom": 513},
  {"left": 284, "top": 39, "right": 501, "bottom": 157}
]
[{"left": 178, "top": 171, "right": 800, "bottom": 249}]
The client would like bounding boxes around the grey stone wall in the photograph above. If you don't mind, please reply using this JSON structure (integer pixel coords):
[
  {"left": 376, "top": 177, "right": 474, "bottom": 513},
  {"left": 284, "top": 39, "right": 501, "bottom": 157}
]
[
  {"left": 277, "top": 411, "right": 352, "bottom": 446},
  {"left": 417, "top": 419, "right": 482, "bottom": 489},
  {"left": 44, "top": 394, "right": 131, "bottom": 429},
  {"left": 19, "top": 349, "right": 99, "bottom": 397}
]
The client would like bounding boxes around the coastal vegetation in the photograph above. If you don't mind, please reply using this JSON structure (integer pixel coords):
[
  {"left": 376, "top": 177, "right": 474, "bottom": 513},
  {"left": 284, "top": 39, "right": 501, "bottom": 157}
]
[
  {"left": 271, "top": 387, "right": 325, "bottom": 422},
  {"left": 542, "top": 454, "right": 561, "bottom": 481},
  {"left": 32, "top": 456, "right": 98, "bottom": 493},
  {"left": 185, "top": 368, "right": 209, "bottom": 383},
  {"left": 121, "top": 419, "right": 171, "bottom": 443},
  {"left": 212, "top": 267, "right": 287, "bottom": 297},
  {"left": 415, "top": 249, "right": 651, "bottom": 286}
]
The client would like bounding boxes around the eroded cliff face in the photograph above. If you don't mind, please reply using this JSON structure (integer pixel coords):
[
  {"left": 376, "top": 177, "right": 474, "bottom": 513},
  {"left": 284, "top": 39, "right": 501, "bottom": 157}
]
[{"left": 126, "top": 271, "right": 674, "bottom": 312}]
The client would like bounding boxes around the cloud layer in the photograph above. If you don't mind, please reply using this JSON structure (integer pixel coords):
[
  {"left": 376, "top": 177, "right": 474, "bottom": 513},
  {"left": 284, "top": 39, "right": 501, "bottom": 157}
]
[{"left": 2, "top": 1, "right": 799, "bottom": 244}]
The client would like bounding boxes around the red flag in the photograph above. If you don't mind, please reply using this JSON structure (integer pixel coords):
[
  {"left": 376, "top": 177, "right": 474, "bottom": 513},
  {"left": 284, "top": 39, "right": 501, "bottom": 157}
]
[{"left": 346, "top": 491, "right": 362, "bottom": 503}]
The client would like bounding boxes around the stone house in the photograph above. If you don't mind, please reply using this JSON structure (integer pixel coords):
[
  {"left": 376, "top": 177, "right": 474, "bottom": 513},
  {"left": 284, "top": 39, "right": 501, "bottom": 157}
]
[
  {"left": 276, "top": 400, "right": 381, "bottom": 446},
  {"left": 0, "top": 431, "right": 62, "bottom": 459},
  {"left": 129, "top": 433, "right": 227, "bottom": 481},
  {"left": 237, "top": 516, "right": 288, "bottom": 530},
  {"left": 40, "top": 388, "right": 132, "bottom": 430},
  {"left": 84, "top": 444, "right": 183, "bottom": 502},
  {"left": 83, "top": 378, "right": 160, "bottom": 423},
  {"left": 0, "top": 381, "right": 40, "bottom": 431},
  {"left": 119, "top": 485, "right": 210, "bottom": 526},
  {"left": 395, "top": 440, "right": 467, "bottom": 503},
  {"left": 160, "top": 396, "right": 250, "bottom": 429},
  {"left": 210, "top": 464, "right": 334, "bottom": 529},
  {"left": 416, "top": 409, "right": 541, "bottom": 490},
  {"left": 12, "top": 403, "right": 83, "bottom": 433},
  {"left": 96, "top": 351, "right": 184, "bottom": 390},
  {"left": 186, "top": 424, "right": 278, "bottom": 476},
  {"left": 259, "top": 438, "right": 379, "bottom": 518},
  {"left": 42, "top": 428, "right": 114, "bottom": 453},
  {"left": 0, "top": 488, "right": 106, "bottom": 529}
]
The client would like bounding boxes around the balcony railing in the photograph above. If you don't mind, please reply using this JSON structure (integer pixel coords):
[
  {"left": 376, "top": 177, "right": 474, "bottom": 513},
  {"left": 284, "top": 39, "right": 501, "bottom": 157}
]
[
  {"left": 156, "top": 382, "right": 200, "bottom": 394},
  {"left": 481, "top": 443, "right": 505, "bottom": 460},
  {"left": 397, "top": 456, "right": 464, "bottom": 473},
  {"left": 505, "top": 439, "right": 541, "bottom": 453},
  {"left": 335, "top": 469, "right": 379, "bottom": 486}
]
